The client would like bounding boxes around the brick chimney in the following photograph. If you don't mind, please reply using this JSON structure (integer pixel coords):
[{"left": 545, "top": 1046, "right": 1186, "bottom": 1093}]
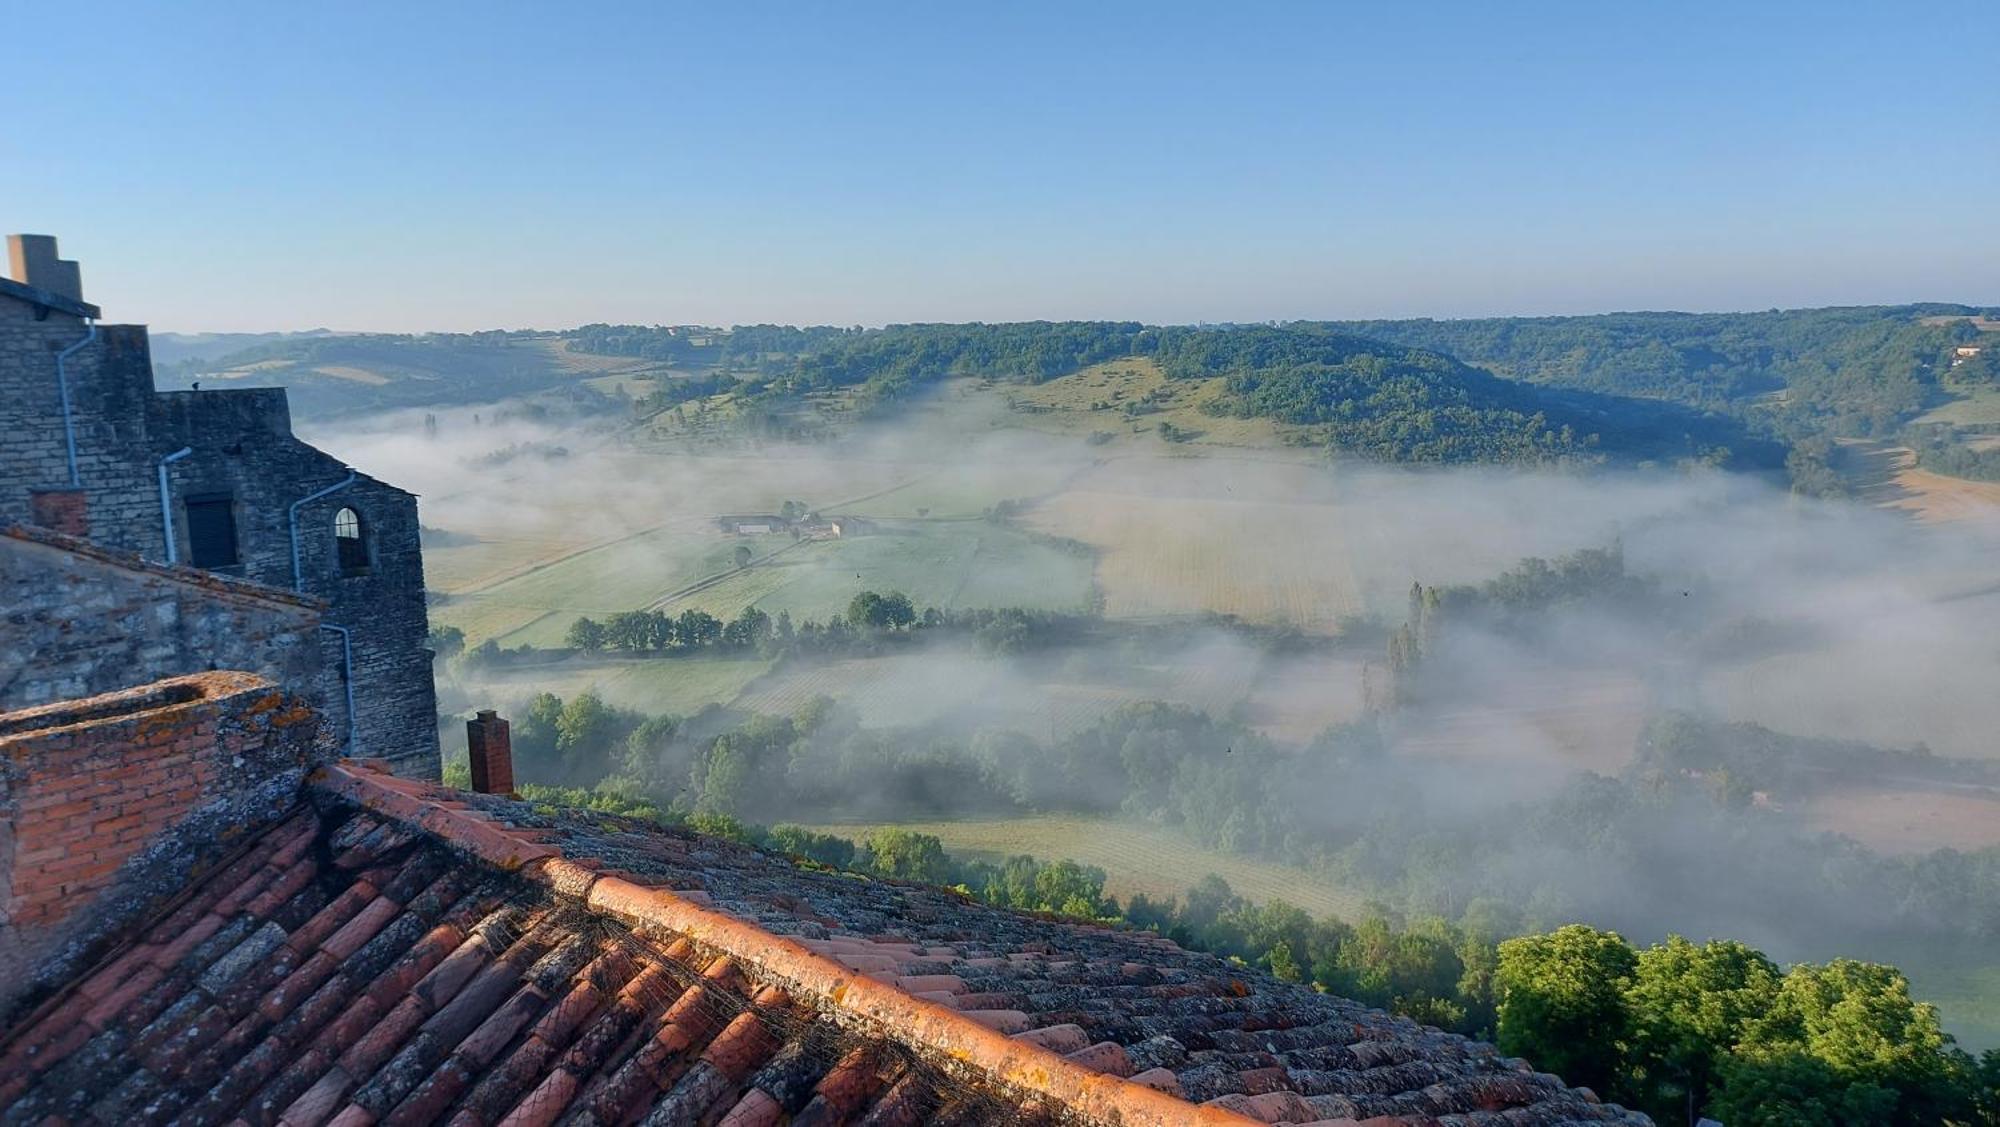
[
  {"left": 28, "top": 488, "right": 88, "bottom": 538},
  {"left": 5, "top": 234, "right": 84, "bottom": 303},
  {"left": 466, "top": 710, "right": 514, "bottom": 795}
]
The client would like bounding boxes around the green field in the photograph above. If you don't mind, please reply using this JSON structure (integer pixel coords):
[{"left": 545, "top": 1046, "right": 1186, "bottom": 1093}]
[
  {"left": 799, "top": 814, "right": 1369, "bottom": 921},
  {"left": 461, "top": 653, "right": 774, "bottom": 716},
  {"left": 1003, "top": 357, "right": 1303, "bottom": 448},
  {"left": 1914, "top": 386, "right": 2000, "bottom": 427},
  {"left": 431, "top": 528, "right": 738, "bottom": 646},
  {"left": 660, "top": 521, "right": 1096, "bottom": 623},
  {"left": 1891, "top": 950, "right": 2000, "bottom": 1053},
  {"left": 435, "top": 519, "right": 1096, "bottom": 651},
  {"left": 843, "top": 462, "right": 1088, "bottom": 519}
]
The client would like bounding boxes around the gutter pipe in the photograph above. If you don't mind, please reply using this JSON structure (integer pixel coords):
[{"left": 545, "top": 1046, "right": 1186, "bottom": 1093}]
[
  {"left": 288, "top": 471, "right": 356, "bottom": 589},
  {"left": 156, "top": 447, "right": 193, "bottom": 563},
  {"left": 55, "top": 320, "right": 97, "bottom": 486},
  {"left": 319, "top": 623, "right": 358, "bottom": 754}
]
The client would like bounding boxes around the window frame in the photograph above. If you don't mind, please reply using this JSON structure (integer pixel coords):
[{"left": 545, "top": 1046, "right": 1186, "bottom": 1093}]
[{"left": 333, "top": 505, "right": 370, "bottom": 576}]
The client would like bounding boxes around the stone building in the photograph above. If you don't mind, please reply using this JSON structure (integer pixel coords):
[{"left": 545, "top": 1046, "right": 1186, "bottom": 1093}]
[{"left": 0, "top": 234, "right": 437, "bottom": 776}]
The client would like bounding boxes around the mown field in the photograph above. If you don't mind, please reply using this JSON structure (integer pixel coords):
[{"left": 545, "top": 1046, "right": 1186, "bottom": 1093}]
[
  {"left": 433, "top": 520, "right": 1099, "bottom": 650},
  {"left": 797, "top": 814, "right": 1369, "bottom": 920},
  {"left": 656, "top": 521, "right": 1097, "bottom": 623},
  {"left": 422, "top": 535, "right": 598, "bottom": 594},
  {"left": 431, "top": 527, "right": 733, "bottom": 646}
]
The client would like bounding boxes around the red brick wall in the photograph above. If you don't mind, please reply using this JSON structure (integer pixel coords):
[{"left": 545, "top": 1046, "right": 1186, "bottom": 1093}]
[
  {"left": 0, "top": 671, "right": 319, "bottom": 1015},
  {"left": 26, "top": 489, "right": 87, "bottom": 538}
]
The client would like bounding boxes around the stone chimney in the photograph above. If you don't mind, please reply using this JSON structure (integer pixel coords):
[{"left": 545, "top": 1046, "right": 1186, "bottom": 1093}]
[
  {"left": 466, "top": 710, "right": 515, "bottom": 795},
  {"left": 5, "top": 234, "right": 84, "bottom": 303}
]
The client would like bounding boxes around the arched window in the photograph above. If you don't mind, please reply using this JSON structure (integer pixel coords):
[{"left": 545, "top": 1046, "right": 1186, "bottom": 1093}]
[{"left": 334, "top": 506, "right": 369, "bottom": 575}]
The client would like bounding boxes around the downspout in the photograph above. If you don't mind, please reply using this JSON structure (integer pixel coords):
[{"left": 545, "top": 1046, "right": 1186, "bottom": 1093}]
[
  {"left": 156, "top": 447, "right": 192, "bottom": 563},
  {"left": 55, "top": 320, "right": 97, "bottom": 486},
  {"left": 288, "top": 470, "right": 356, "bottom": 589},
  {"left": 319, "top": 623, "right": 358, "bottom": 755}
]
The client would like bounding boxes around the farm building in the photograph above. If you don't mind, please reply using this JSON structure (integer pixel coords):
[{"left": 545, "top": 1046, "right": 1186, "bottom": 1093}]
[
  {"left": 717, "top": 512, "right": 788, "bottom": 534},
  {"left": 829, "top": 515, "right": 879, "bottom": 537}
]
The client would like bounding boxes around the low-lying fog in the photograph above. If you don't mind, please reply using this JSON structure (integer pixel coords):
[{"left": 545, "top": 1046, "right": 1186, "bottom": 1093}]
[
  {"left": 309, "top": 398, "right": 2000, "bottom": 764},
  {"left": 305, "top": 395, "right": 2000, "bottom": 1040}
]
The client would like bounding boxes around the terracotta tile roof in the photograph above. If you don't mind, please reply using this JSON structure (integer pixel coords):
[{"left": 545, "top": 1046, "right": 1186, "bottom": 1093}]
[{"left": 0, "top": 763, "right": 1651, "bottom": 1126}]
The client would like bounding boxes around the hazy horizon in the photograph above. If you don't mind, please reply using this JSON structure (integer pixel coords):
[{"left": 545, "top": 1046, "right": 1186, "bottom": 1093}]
[{"left": 147, "top": 295, "right": 1999, "bottom": 339}]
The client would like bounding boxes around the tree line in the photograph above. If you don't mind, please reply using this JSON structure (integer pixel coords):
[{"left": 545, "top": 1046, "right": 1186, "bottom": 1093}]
[
  {"left": 554, "top": 591, "right": 1095, "bottom": 663},
  {"left": 584, "top": 320, "right": 1773, "bottom": 468}
]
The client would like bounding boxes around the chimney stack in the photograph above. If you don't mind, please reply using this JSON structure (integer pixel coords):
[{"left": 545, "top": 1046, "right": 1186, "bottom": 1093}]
[
  {"left": 5, "top": 235, "right": 84, "bottom": 303},
  {"left": 466, "top": 710, "right": 514, "bottom": 795}
]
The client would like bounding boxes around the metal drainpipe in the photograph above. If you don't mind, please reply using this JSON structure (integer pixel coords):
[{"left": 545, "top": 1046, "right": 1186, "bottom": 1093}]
[
  {"left": 319, "top": 623, "right": 358, "bottom": 755},
  {"left": 293, "top": 472, "right": 361, "bottom": 758},
  {"left": 288, "top": 470, "right": 356, "bottom": 590},
  {"left": 55, "top": 320, "right": 98, "bottom": 486},
  {"left": 156, "top": 447, "right": 193, "bottom": 563}
]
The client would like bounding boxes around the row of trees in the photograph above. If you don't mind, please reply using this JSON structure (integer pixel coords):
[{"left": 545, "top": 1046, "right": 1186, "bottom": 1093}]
[{"left": 561, "top": 591, "right": 1093, "bottom": 662}]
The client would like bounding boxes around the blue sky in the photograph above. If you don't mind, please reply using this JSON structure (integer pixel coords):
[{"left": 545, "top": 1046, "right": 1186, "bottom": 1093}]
[{"left": 4, "top": 1, "right": 1995, "bottom": 331}]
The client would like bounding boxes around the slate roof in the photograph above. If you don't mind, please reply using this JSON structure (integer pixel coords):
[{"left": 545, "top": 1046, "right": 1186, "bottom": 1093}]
[{"left": 0, "top": 763, "right": 1650, "bottom": 1126}]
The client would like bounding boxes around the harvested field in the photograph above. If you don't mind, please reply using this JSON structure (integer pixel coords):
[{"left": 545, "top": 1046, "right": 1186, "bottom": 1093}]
[
  {"left": 1887, "top": 464, "right": 2000, "bottom": 526},
  {"left": 797, "top": 815, "right": 1370, "bottom": 920},
  {"left": 1241, "top": 653, "right": 1374, "bottom": 743},
  {"left": 1393, "top": 667, "right": 1648, "bottom": 775},
  {"left": 1839, "top": 440, "right": 2000, "bottom": 528},
  {"left": 1800, "top": 785, "right": 2000, "bottom": 855}
]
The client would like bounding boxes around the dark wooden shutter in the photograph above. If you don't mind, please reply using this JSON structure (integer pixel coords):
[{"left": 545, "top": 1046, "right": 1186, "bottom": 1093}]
[{"left": 184, "top": 496, "right": 239, "bottom": 568}]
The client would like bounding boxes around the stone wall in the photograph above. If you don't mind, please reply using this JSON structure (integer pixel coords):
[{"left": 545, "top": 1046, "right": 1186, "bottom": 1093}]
[
  {"left": 0, "top": 671, "right": 320, "bottom": 1020},
  {"left": 0, "top": 525, "right": 326, "bottom": 721},
  {"left": 0, "top": 304, "right": 163, "bottom": 557},
  {"left": 0, "top": 287, "right": 440, "bottom": 778},
  {"left": 150, "top": 391, "right": 438, "bottom": 776}
]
